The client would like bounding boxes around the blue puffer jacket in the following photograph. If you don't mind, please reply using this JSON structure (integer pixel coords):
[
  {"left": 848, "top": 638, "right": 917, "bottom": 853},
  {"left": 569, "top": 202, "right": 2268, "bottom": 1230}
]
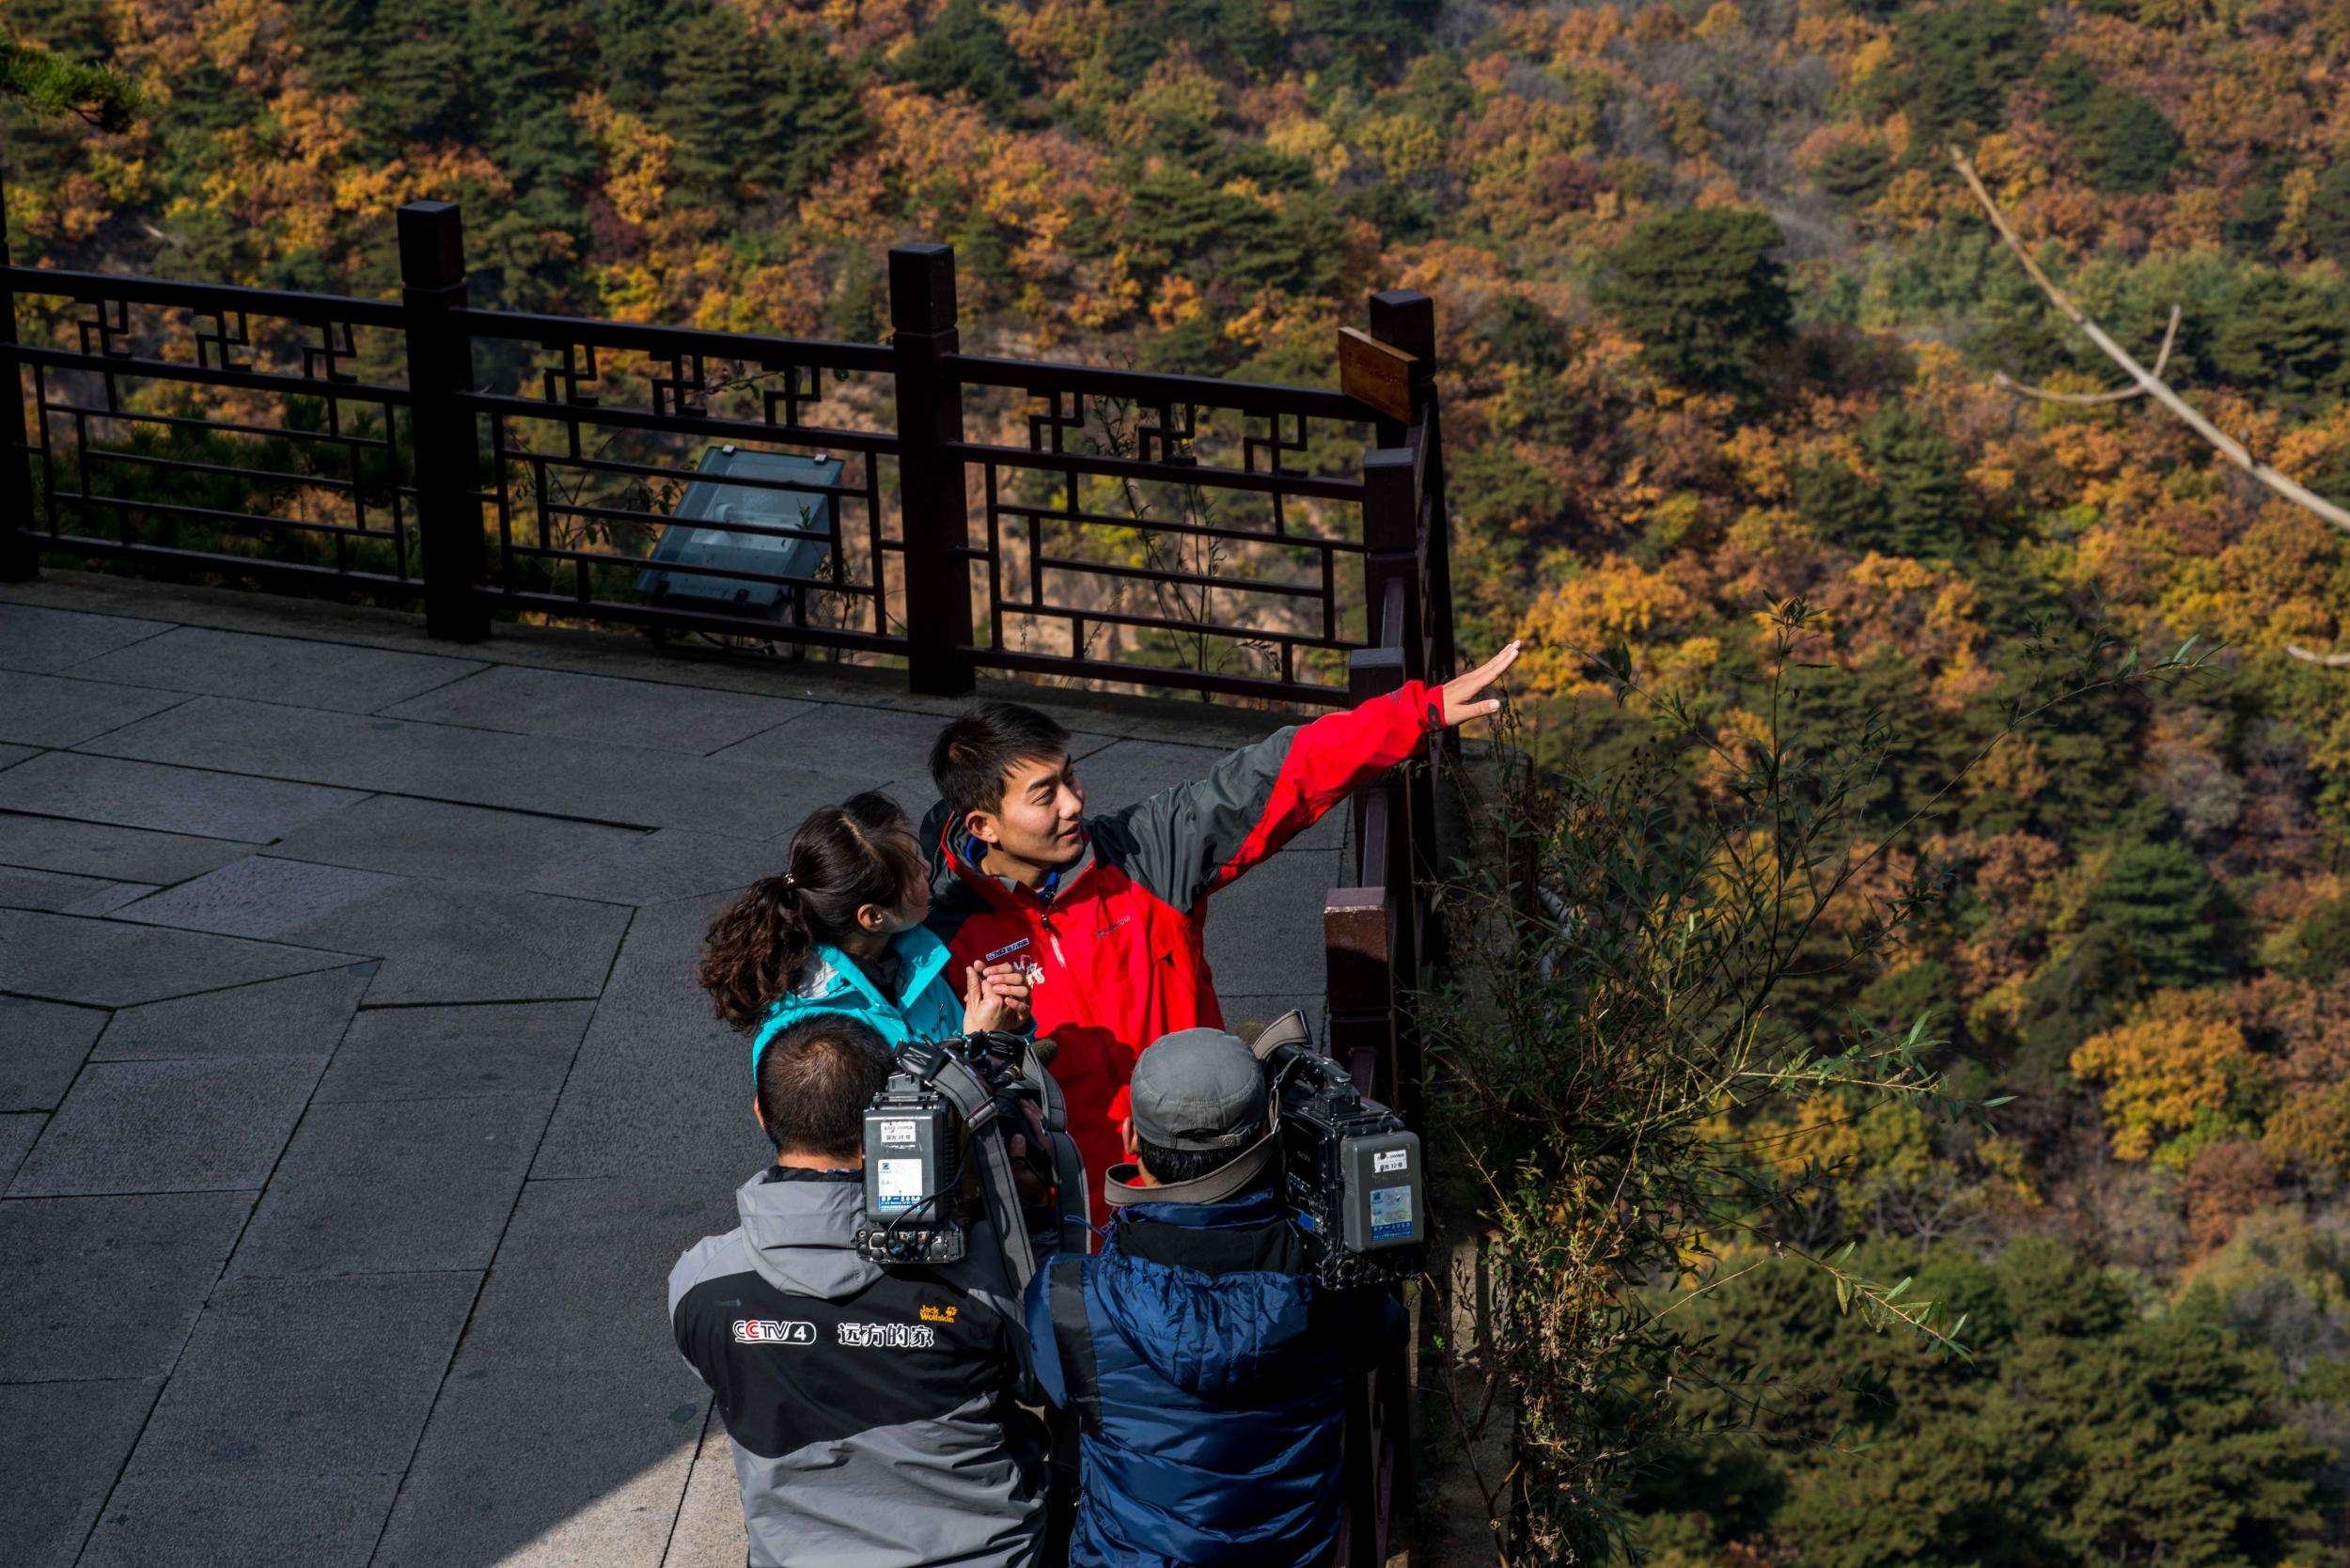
[{"left": 1023, "top": 1186, "right": 1405, "bottom": 1568}]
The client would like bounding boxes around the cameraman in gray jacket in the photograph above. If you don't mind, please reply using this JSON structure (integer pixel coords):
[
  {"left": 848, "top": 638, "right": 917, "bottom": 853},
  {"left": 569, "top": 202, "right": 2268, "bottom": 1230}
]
[{"left": 668, "top": 1013, "right": 1047, "bottom": 1568}]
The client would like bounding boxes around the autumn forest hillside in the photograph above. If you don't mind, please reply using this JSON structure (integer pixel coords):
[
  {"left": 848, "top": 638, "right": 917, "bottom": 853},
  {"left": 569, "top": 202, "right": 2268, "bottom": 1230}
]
[{"left": 10, "top": 0, "right": 2350, "bottom": 1560}]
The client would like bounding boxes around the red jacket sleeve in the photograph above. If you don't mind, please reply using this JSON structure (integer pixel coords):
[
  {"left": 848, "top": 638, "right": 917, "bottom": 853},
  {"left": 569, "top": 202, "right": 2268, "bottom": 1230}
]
[{"left": 1104, "top": 680, "right": 1444, "bottom": 908}]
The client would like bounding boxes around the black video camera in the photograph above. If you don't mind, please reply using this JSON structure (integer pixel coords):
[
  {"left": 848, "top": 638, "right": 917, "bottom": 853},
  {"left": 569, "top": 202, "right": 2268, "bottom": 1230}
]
[
  {"left": 855, "top": 1031, "right": 1073, "bottom": 1278},
  {"left": 1256, "top": 1012, "right": 1425, "bottom": 1291}
]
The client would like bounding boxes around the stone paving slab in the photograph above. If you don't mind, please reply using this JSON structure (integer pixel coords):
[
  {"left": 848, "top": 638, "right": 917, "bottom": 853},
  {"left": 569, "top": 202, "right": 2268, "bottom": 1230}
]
[
  {"left": 371, "top": 1174, "right": 728, "bottom": 1568},
  {"left": 663, "top": 1411, "right": 749, "bottom": 1568},
  {"left": 227, "top": 1093, "right": 553, "bottom": 1279},
  {"left": 0, "top": 604, "right": 172, "bottom": 673},
  {"left": 1203, "top": 846, "right": 1340, "bottom": 998},
  {"left": 77, "top": 1472, "right": 401, "bottom": 1568},
  {"left": 3, "top": 572, "right": 1309, "bottom": 751},
  {"left": 868, "top": 773, "right": 944, "bottom": 835},
  {"left": 67, "top": 625, "right": 486, "bottom": 714},
  {"left": 531, "top": 897, "right": 770, "bottom": 1181},
  {"left": 269, "top": 793, "right": 647, "bottom": 888},
  {"left": 0, "top": 908, "right": 366, "bottom": 1008},
  {"left": 710, "top": 699, "right": 1123, "bottom": 781},
  {"left": 0, "top": 1377, "right": 163, "bottom": 1568},
  {"left": 291, "top": 883, "right": 634, "bottom": 1006},
  {"left": 0, "top": 671, "right": 189, "bottom": 749},
  {"left": 114, "top": 855, "right": 408, "bottom": 941},
  {"left": 380, "top": 663, "right": 817, "bottom": 754},
  {"left": 10, "top": 1056, "right": 327, "bottom": 1197},
  {"left": 313, "top": 1001, "right": 593, "bottom": 1105},
  {"left": 528, "top": 825, "right": 763, "bottom": 906},
  {"left": 59, "top": 880, "right": 160, "bottom": 917},
  {"left": 94, "top": 966, "right": 375, "bottom": 1061},
  {"left": 0, "top": 862, "right": 126, "bottom": 913},
  {"left": 0, "top": 1111, "right": 44, "bottom": 1186},
  {"left": 1073, "top": 733, "right": 1347, "bottom": 851},
  {"left": 79, "top": 696, "right": 843, "bottom": 838},
  {"left": 431, "top": 1174, "right": 732, "bottom": 1373},
  {"left": 380, "top": 1438, "right": 697, "bottom": 1568},
  {"left": 0, "top": 752, "right": 369, "bottom": 842},
  {"left": 0, "top": 996, "right": 108, "bottom": 1110},
  {"left": 123, "top": 1272, "right": 478, "bottom": 1478},
  {"left": 0, "top": 741, "right": 34, "bottom": 772},
  {"left": 0, "top": 809, "right": 258, "bottom": 884},
  {"left": 0, "top": 1191, "right": 254, "bottom": 1379}
]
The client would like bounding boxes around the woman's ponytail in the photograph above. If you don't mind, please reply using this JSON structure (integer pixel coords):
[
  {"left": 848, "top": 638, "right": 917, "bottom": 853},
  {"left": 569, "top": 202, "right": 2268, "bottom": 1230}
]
[
  {"left": 698, "top": 870, "right": 816, "bottom": 1031},
  {"left": 697, "top": 792, "right": 927, "bottom": 1033}
]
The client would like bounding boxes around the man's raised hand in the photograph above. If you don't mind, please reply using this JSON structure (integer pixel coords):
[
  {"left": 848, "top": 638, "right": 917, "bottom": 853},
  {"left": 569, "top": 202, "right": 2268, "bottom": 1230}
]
[{"left": 1436, "top": 639, "right": 1521, "bottom": 729}]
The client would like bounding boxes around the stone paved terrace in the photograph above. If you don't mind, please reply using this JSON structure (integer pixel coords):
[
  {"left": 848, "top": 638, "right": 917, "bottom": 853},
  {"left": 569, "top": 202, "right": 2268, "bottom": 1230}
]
[{"left": 0, "top": 571, "right": 1342, "bottom": 1568}]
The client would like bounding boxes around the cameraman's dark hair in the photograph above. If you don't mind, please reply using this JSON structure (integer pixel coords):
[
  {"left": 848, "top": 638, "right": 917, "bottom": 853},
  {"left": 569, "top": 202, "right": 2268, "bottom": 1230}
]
[
  {"left": 756, "top": 1014, "right": 892, "bottom": 1159},
  {"left": 698, "top": 791, "right": 925, "bottom": 1031},
  {"left": 931, "top": 701, "right": 1071, "bottom": 831},
  {"left": 1136, "top": 1135, "right": 1268, "bottom": 1192}
]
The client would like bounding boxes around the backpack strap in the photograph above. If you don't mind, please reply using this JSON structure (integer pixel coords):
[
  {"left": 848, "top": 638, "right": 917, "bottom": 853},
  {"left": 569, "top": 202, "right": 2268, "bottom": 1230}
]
[{"left": 1045, "top": 1254, "right": 1104, "bottom": 1436}]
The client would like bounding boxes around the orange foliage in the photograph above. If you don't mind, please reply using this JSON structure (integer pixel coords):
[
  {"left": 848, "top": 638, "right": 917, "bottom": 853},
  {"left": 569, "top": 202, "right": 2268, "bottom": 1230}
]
[
  {"left": 1514, "top": 555, "right": 1706, "bottom": 696},
  {"left": 2073, "top": 993, "right": 2261, "bottom": 1164}
]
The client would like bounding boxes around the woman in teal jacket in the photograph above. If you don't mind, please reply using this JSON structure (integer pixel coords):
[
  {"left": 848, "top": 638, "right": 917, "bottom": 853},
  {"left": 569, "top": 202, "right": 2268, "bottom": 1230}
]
[{"left": 700, "top": 791, "right": 1031, "bottom": 1074}]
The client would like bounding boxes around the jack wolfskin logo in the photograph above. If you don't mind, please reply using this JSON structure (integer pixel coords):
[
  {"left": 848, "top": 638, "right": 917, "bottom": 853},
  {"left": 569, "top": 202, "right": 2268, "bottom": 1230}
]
[
  {"left": 1094, "top": 916, "right": 1131, "bottom": 939},
  {"left": 919, "top": 1304, "right": 959, "bottom": 1324},
  {"left": 837, "top": 1322, "right": 937, "bottom": 1350},
  {"left": 732, "top": 1319, "right": 815, "bottom": 1345}
]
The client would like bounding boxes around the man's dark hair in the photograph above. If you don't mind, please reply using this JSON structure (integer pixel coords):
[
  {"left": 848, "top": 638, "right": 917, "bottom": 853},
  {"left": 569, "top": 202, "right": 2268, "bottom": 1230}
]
[
  {"left": 931, "top": 701, "right": 1071, "bottom": 829},
  {"left": 757, "top": 1015, "right": 892, "bottom": 1159},
  {"left": 1136, "top": 1136, "right": 1267, "bottom": 1191}
]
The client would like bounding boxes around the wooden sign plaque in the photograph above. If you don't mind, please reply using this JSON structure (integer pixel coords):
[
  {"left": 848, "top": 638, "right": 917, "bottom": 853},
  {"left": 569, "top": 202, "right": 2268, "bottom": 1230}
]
[{"left": 1338, "top": 327, "right": 1417, "bottom": 423}]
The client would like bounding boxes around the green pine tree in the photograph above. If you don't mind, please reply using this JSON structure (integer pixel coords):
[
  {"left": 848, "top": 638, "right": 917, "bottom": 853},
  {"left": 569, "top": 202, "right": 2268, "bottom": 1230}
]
[
  {"left": 1863, "top": 406, "right": 1974, "bottom": 559},
  {"left": 891, "top": 0, "right": 1032, "bottom": 120},
  {"left": 1594, "top": 206, "right": 1792, "bottom": 398},
  {"left": 655, "top": 9, "right": 865, "bottom": 205}
]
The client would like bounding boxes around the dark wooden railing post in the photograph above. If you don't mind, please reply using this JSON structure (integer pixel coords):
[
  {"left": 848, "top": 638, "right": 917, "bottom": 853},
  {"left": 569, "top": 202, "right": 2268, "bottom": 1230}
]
[
  {"left": 1, "top": 175, "right": 38, "bottom": 584},
  {"left": 890, "top": 243, "right": 975, "bottom": 697},
  {"left": 1361, "top": 447, "right": 1425, "bottom": 686},
  {"left": 1368, "top": 286, "right": 1457, "bottom": 1011},
  {"left": 1327, "top": 644, "right": 1417, "bottom": 1117},
  {"left": 1326, "top": 644, "right": 1415, "bottom": 1568},
  {"left": 398, "top": 201, "right": 488, "bottom": 641},
  {"left": 1368, "top": 289, "right": 1455, "bottom": 688}
]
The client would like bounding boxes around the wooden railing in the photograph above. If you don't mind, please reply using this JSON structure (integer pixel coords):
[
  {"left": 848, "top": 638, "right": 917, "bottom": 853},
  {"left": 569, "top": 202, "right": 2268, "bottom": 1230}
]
[{"left": 0, "top": 201, "right": 1446, "bottom": 710}]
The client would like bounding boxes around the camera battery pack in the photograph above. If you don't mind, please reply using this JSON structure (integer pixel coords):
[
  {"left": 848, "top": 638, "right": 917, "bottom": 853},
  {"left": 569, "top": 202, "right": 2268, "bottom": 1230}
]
[
  {"left": 1339, "top": 1130, "right": 1423, "bottom": 1251},
  {"left": 865, "top": 1104, "right": 950, "bottom": 1222}
]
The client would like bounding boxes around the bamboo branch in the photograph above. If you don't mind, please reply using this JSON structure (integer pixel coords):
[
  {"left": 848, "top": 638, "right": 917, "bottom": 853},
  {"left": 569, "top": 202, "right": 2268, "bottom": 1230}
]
[{"left": 1950, "top": 146, "right": 2350, "bottom": 537}]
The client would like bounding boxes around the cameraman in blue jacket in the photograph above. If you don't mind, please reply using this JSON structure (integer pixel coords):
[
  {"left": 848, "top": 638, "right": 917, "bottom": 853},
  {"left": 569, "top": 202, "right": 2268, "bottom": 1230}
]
[{"left": 1023, "top": 1026, "right": 1406, "bottom": 1568}]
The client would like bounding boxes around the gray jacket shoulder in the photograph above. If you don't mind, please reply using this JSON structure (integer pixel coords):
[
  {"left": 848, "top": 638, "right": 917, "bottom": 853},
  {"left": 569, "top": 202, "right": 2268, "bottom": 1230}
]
[{"left": 668, "top": 1228, "right": 750, "bottom": 1321}]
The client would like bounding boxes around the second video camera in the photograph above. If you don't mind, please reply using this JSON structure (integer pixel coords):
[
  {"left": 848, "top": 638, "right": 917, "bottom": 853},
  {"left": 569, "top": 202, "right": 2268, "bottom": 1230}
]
[{"left": 1256, "top": 1011, "right": 1426, "bottom": 1291}]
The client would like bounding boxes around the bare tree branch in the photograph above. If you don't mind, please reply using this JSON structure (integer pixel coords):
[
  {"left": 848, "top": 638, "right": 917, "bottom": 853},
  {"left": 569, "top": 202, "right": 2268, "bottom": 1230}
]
[
  {"left": 1950, "top": 147, "right": 2350, "bottom": 537},
  {"left": 2285, "top": 644, "right": 2350, "bottom": 668},
  {"left": 1993, "top": 304, "right": 2181, "bottom": 404}
]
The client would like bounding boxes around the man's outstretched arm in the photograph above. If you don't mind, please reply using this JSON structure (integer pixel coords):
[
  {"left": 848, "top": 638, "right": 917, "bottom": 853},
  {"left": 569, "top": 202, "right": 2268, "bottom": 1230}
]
[{"left": 1110, "top": 642, "right": 1521, "bottom": 908}]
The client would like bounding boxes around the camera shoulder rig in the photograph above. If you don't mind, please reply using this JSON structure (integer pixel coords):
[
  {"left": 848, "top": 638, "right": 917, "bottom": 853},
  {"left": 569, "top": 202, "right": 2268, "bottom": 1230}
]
[{"left": 857, "top": 1031, "right": 1089, "bottom": 1293}]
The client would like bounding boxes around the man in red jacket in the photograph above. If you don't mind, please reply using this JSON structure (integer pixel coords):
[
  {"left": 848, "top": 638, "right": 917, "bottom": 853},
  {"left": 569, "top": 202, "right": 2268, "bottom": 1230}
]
[{"left": 919, "top": 642, "right": 1519, "bottom": 1224}]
